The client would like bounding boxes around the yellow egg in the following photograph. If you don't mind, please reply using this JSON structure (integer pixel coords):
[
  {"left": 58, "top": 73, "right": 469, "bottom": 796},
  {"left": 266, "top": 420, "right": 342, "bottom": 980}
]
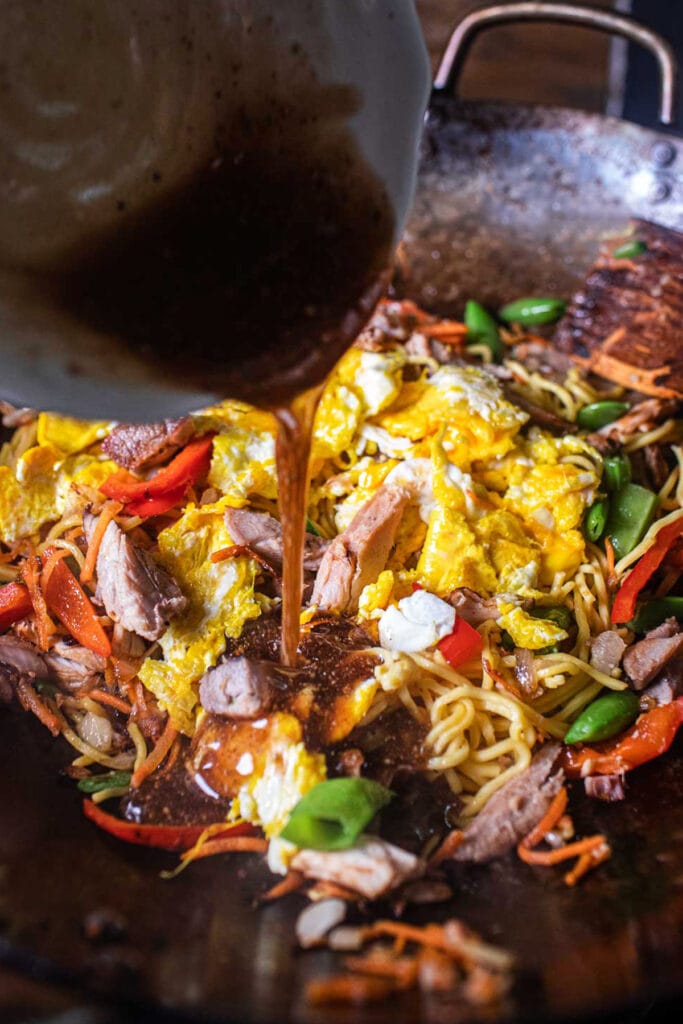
[
  {"left": 208, "top": 426, "right": 277, "bottom": 503},
  {"left": 139, "top": 503, "right": 261, "bottom": 733},
  {"left": 417, "top": 505, "right": 498, "bottom": 595},
  {"left": 36, "top": 412, "right": 112, "bottom": 456},
  {"left": 498, "top": 605, "right": 568, "bottom": 650}
]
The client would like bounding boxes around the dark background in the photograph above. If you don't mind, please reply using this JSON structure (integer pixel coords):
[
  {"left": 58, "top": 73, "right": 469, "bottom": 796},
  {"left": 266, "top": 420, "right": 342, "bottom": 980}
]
[{"left": 1, "top": 0, "right": 681, "bottom": 1020}]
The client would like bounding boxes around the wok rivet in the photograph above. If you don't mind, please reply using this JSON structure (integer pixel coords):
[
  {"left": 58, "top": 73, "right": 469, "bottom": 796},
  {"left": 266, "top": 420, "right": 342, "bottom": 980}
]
[
  {"left": 648, "top": 179, "right": 671, "bottom": 203},
  {"left": 651, "top": 141, "right": 676, "bottom": 167}
]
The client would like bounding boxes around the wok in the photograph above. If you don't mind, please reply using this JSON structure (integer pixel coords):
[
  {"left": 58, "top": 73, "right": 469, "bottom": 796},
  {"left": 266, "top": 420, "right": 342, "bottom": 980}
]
[{"left": 2, "top": 4, "right": 683, "bottom": 1023}]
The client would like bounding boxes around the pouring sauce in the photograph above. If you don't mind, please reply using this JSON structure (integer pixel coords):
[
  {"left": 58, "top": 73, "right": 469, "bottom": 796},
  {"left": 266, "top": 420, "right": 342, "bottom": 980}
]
[{"left": 21, "top": 18, "right": 395, "bottom": 664}]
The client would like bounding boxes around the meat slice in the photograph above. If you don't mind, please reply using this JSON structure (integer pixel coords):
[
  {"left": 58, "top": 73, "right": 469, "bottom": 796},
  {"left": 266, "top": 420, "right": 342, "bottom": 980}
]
[
  {"left": 447, "top": 588, "right": 500, "bottom": 627},
  {"left": 84, "top": 514, "right": 187, "bottom": 641},
  {"left": 584, "top": 774, "right": 626, "bottom": 802},
  {"left": 590, "top": 631, "right": 626, "bottom": 677},
  {"left": 101, "top": 418, "right": 193, "bottom": 471},
  {"left": 45, "top": 639, "right": 105, "bottom": 689},
  {"left": 0, "top": 635, "right": 48, "bottom": 700},
  {"left": 198, "top": 656, "right": 276, "bottom": 719},
  {"left": 588, "top": 398, "right": 679, "bottom": 447},
  {"left": 312, "top": 486, "right": 409, "bottom": 613},
  {"left": 453, "top": 743, "right": 564, "bottom": 864},
  {"left": 644, "top": 661, "right": 683, "bottom": 705},
  {"left": 510, "top": 341, "right": 575, "bottom": 380},
  {"left": 291, "top": 836, "right": 422, "bottom": 900},
  {"left": 224, "top": 508, "right": 328, "bottom": 573},
  {"left": 554, "top": 219, "right": 683, "bottom": 398},
  {"left": 622, "top": 618, "right": 683, "bottom": 690}
]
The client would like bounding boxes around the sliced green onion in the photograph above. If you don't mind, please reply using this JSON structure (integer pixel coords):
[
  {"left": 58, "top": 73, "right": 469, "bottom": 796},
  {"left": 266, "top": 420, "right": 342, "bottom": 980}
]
[
  {"left": 280, "top": 777, "right": 393, "bottom": 851},
  {"left": 498, "top": 297, "right": 566, "bottom": 326},
  {"left": 77, "top": 770, "right": 132, "bottom": 795},
  {"left": 577, "top": 401, "right": 630, "bottom": 431},
  {"left": 583, "top": 499, "right": 610, "bottom": 543},
  {"left": 603, "top": 454, "right": 632, "bottom": 492},
  {"left": 305, "top": 518, "right": 321, "bottom": 537},
  {"left": 628, "top": 597, "right": 683, "bottom": 634},
  {"left": 464, "top": 301, "right": 504, "bottom": 361},
  {"left": 564, "top": 691, "right": 640, "bottom": 745},
  {"left": 612, "top": 240, "right": 647, "bottom": 260},
  {"left": 605, "top": 483, "right": 657, "bottom": 560}
]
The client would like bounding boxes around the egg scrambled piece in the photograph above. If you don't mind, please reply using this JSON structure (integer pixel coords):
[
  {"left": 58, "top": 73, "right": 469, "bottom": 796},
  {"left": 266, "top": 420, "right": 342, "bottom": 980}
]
[{"left": 139, "top": 499, "right": 261, "bottom": 733}]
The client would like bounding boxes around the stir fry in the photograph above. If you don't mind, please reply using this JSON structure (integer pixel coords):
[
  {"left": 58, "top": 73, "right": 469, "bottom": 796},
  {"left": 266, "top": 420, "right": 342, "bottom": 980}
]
[{"left": 2, "top": 230, "right": 683, "bottom": 1007}]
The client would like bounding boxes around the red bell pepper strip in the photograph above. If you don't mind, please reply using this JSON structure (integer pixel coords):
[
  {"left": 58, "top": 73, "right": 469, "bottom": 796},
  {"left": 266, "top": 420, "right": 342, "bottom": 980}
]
[
  {"left": 611, "top": 517, "right": 683, "bottom": 624},
  {"left": 563, "top": 698, "right": 683, "bottom": 777},
  {"left": 83, "top": 798, "right": 256, "bottom": 851},
  {"left": 0, "top": 581, "right": 34, "bottom": 631},
  {"left": 438, "top": 615, "right": 483, "bottom": 668},
  {"left": 100, "top": 434, "right": 214, "bottom": 516},
  {"left": 44, "top": 557, "right": 111, "bottom": 658}
]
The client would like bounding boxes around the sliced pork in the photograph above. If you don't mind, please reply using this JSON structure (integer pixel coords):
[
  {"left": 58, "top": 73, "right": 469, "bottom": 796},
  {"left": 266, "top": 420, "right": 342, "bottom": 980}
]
[
  {"left": 312, "top": 486, "right": 409, "bottom": 613},
  {"left": 45, "top": 639, "right": 106, "bottom": 689},
  {"left": 0, "top": 635, "right": 47, "bottom": 700},
  {"left": 584, "top": 774, "right": 626, "bottom": 802},
  {"left": 453, "top": 743, "right": 564, "bottom": 864},
  {"left": 590, "top": 398, "right": 679, "bottom": 446},
  {"left": 101, "top": 417, "right": 194, "bottom": 471},
  {"left": 198, "top": 656, "right": 276, "bottom": 719},
  {"left": 291, "top": 836, "right": 422, "bottom": 900},
  {"left": 622, "top": 618, "right": 683, "bottom": 690},
  {"left": 224, "top": 507, "right": 328, "bottom": 573},
  {"left": 84, "top": 514, "right": 187, "bottom": 641},
  {"left": 447, "top": 588, "right": 500, "bottom": 627},
  {"left": 590, "top": 631, "right": 626, "bottom": 677}
]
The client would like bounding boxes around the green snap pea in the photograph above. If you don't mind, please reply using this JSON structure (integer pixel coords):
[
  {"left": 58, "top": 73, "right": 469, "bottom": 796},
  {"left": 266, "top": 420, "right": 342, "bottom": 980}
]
[
  {"left": 577, "top": 401, "right": 630, "bottom": 431},
  {"left": 612, "top": 239, "right": 647, "bottom": 260},
  {"left": 498, "top": 297, "right": 566, "bottom": 326},
  {"left": 629, "top": 597, "right": 683, "bottom": 634},
  {"left": 583, "top": 499, "right": 610, "bottom": 543},
  {"left": 77, "top": 770, "right": 132, "bottom": 794},
  {"left": 603, "top": 453, "right": 632, "bottom": 492},
  {"left": 604, "top": 482, "right": 657, "bottom": 560},
  {"left": 564, "top": 691, "right": 640, "bottom": 745},
  {"left": 281, "top": 777, "right": 393, "bottom": 851},
  {"left": 464, "top": 300, "right": 504, "bottom": 361},
  {"left": 529, "top": 605, "right": 574, "bottom": 633}
]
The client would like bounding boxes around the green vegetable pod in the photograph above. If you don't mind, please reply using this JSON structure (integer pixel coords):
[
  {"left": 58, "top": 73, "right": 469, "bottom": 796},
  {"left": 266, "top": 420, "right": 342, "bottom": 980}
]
[
  {"left": 583, "top": 499, "right": 609, "bottom": 543},
  {"left": 77, "top": 770, "right": 132, "bottom": 794},
  {"left": 604, "top": 482, "right": 657, "bottom": 560},
  {"left": 564, "top": 690, "right": 640, "bottom": 745},
  {"left": 464, "top": 300, "right": 504, "bottom": 361},
  {"left": 498, "top": 297, "right": 566, "bottom": 326},
  {"left": 612, "top": 240, "right": 647, "bottom": 260},
  {"left": 603, "top": 453, "right": 632, "bottom": 492},
  {"left": 577, "top": 401, "right": 630, "bottom": 431},
  {"left": 629, "top": 596, "right": 683, "bottom": 634},
  {"left": 280, "top": 777, "right": 393, "bottom": 851}
]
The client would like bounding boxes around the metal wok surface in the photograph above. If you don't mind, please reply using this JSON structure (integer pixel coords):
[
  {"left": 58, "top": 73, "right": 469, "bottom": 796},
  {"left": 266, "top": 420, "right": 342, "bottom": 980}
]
[{"left": 2, "top": 97, "right": 683, "bottom": 1023}]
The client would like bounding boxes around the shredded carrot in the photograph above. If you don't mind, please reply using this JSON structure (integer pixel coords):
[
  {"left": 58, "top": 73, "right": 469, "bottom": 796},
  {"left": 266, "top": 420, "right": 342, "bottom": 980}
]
[
  {"left": 80, "top": 500, "right": 122, "bottom": 584},
  {"left": 564, "top": 843, "right": 611, "bottom": 886},
  {"left": 134, "top": 680, "right": 148, "bottom": 713},
  {"left": 131, "top": 717, "right": 178, "bottom": 788},
  {"left": 605, "top": 536, "right": 616, "bottom": 588},
  {"left": 40, "top": 547, "right": 71, "bottom": 593},
  {"left": 20, "top": 554, "right": 54, "bottom": 650},
  {"left": 360, "top": 921, "right": 451, "bottom": 956},
  {"left": 180, "top": 836, "right": 268, "bottom": 864},
  {"left": 483, "top": 658, "right": 523, "bottom": 699},
  {"left": 517, "top": 834, "right": 607, "bottom": 867},
  {"left": 344, "top": 954, "right": 418, "bottom": 989},
  {"left": 428, "top": 829, "right": 464, "bottom": 868},
  {"left": 88, "top": 688, "right": 132, "bottom": 715},
  {"left": 260, "top": 871, "right": 305, "bottom": 902},
  {"left": 156, "top": 734, "right": 181, "bottom": 778},
  {"left": 211, "top": 543, "right": 280, "bottom": 578},
  {"left": 16, "top": 678, "right": 61, "bottom": 736},
  {"left": 306, "top": 973, "right": 396, "bottom": 1005},
  {"left": 520, "top": 787, "right": 568, "bottom": 849},
  {"left": 421, "top": 321, "right": 467, "bottom": 340},
  {"left": 307, "top": 879, "right": 362, "bottom": 902}
]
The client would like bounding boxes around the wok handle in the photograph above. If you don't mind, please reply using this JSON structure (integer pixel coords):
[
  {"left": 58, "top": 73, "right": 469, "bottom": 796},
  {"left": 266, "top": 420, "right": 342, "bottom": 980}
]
[{"left": 434, "top": 1, "right": 677, "bottom": 125}]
